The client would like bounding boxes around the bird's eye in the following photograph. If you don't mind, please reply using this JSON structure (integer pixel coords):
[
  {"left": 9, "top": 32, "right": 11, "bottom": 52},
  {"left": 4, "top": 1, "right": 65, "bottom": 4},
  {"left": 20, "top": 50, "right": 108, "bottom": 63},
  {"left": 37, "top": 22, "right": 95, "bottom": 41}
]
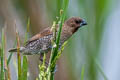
[{"left": 75, "top": 20, "right": 81, "bottom": 24}]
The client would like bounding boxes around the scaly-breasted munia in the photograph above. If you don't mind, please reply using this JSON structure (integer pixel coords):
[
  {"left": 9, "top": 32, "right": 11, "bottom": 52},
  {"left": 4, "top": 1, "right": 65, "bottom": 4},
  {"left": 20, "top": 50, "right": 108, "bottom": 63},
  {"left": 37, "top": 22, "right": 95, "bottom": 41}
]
[{"left": 9, "top": 17, "right": 87, "bottom": 55}]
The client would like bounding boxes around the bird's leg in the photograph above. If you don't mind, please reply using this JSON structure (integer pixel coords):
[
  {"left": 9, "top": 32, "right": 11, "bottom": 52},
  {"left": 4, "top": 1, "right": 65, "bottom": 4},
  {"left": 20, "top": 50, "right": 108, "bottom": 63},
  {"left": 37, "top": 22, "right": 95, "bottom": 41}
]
[
  {"left": 52, "top": 65, "right": 58, "bottom": 74},
  {"left": 39, "top": 53, "right": 58, "bottom": 74},
  {"left": 39, "top": 53, "right": 48, "bottom": 66}
]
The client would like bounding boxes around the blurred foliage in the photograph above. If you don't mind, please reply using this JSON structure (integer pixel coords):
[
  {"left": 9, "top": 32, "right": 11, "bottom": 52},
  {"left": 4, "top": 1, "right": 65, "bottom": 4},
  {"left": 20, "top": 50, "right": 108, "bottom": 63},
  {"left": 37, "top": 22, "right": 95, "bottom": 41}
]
[{"left": 0, "top": 0, "right": 113, "bottom": 80}]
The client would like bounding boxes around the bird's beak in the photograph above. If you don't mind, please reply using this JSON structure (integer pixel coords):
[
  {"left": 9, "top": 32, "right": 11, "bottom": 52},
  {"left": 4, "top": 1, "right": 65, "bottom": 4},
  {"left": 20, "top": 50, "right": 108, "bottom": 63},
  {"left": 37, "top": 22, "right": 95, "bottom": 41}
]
[{"left": 80, "top": 20, "right": 87, "bottom": 27}]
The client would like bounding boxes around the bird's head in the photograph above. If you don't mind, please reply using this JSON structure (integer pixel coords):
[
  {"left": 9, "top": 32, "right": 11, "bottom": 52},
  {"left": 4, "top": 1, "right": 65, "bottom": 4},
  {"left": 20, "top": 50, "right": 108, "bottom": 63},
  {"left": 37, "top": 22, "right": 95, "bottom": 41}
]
[{"left": 64, "top": 17, "right": 87, "bottom": 33}]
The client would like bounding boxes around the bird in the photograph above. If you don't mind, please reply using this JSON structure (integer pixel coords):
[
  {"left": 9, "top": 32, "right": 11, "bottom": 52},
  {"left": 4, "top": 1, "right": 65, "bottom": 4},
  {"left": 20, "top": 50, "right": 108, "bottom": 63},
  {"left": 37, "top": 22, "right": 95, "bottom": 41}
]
[{"left": 9, "top": 17, "right": 87, "bottom": 55}]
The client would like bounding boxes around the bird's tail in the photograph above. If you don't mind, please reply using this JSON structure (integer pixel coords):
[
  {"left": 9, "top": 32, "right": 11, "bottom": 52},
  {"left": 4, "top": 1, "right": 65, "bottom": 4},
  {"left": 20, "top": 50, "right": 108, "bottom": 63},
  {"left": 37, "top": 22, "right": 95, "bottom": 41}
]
[
  {"left": 9, "top": 48, "right": 18, "bottom": 52},
  {"left": 8, "top": 47, "right": 25, "bottom": 53}
]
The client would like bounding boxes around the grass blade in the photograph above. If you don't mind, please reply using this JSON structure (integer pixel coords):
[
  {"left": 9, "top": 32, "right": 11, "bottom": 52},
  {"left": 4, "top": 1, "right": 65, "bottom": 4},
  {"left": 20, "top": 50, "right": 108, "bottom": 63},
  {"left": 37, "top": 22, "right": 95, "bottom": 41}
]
[
  {"left": 0, "top": 28, "right": 5, "bottom": 80},
  {"left": 22, "top": 56, "right": 28, "bottom": 80},
  {"left": 7, "top": 40, "right": 17, "bottom": 66},
  {"left": 22, "top": 18, "right": 30, "bottom": 80},
  {"left": 94, "top": 58, "right": 108, "bottom": 80},
  {"left": 81, "top": 65, "right": 85, "bottom": 80}
]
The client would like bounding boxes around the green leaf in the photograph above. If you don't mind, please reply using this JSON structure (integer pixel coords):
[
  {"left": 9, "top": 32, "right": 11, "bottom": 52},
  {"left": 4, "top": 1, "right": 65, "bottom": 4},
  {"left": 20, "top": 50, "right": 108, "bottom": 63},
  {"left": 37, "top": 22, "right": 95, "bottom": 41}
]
[
  {"left": 22, "top": 18, "right": 30, "bottom": 80},
  {"left": 22, "top": 56, "right": 28, "bottom": 80}
]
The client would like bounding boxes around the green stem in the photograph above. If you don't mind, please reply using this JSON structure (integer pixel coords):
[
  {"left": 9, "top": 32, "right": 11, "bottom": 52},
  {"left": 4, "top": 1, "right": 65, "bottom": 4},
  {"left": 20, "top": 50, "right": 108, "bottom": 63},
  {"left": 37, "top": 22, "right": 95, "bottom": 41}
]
[
  {"left": 16, "top": 32, "right": 22, "bottom": 80},
  {"left": 47, "top": 0, "right": 69, "bottom": 79},
  {"left": 1, "top": 28, "right": 5, "bottom": 80}
]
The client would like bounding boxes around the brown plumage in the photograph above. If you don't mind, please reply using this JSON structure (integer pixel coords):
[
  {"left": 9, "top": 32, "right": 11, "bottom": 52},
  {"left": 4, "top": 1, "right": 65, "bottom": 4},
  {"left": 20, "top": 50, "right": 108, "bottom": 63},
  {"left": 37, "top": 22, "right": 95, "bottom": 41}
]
[{"left": 9, "top": 17, "right": 87, "bottom": 55}]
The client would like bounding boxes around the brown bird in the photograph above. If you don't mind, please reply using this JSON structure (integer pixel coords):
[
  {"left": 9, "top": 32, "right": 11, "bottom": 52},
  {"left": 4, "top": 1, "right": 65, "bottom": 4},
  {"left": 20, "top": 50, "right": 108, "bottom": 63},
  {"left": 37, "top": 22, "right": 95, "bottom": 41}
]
[{"left": 9, "top": 17, "right": 87, "bottom": 55}]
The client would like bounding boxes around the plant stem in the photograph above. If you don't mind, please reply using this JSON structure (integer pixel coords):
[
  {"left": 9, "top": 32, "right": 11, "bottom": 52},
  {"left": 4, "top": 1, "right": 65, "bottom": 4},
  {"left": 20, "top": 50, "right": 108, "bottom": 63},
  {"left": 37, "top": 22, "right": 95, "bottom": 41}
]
[
  {"left": 1, "top": 28, "right": 5, "bottom": 80},
  {"left": 47, "top": 0, "right": 69, "bottom": 79},
  {"left": 16, "top": 31, "right": 22, "bottom": 80}
]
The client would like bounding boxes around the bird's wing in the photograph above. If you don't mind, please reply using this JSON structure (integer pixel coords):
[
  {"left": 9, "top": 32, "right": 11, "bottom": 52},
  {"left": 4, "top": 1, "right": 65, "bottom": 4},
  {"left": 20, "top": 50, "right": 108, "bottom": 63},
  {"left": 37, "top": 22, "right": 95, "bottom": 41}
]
[{"left": 25, "top": 27, "right": 52, "bottom": 45}]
